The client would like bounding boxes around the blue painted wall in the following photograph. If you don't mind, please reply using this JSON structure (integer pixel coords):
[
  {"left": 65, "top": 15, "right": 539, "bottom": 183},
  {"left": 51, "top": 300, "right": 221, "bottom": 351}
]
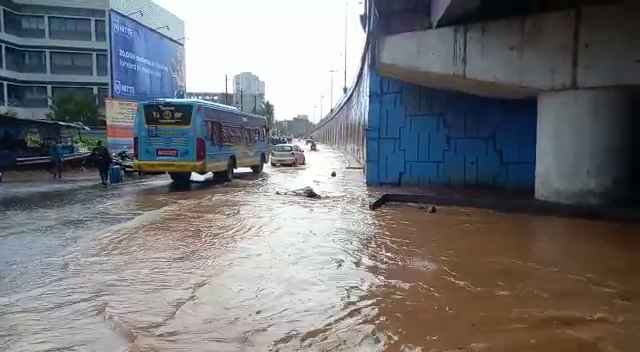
[{"left": 366, "top": 71, "right": 537, "bottom": 188}]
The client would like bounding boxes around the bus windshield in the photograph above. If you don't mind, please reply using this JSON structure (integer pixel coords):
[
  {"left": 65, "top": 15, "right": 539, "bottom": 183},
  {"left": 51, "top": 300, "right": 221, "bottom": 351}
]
[{"left": 144, "top": 103, "right": 193, "bottom": 126}]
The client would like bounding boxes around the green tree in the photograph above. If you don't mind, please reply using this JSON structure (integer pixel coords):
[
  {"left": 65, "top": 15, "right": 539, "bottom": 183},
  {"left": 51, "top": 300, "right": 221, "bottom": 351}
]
[
  {"left": 255, "top": 100, "right": 275, "bottom": 133},
  {"left": 47, "top": 94, "right": 100, "bottom": 126}
]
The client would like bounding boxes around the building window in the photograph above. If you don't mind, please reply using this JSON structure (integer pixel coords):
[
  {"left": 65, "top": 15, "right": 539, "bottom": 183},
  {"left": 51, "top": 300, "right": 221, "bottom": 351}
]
[
  {"left": 0, "top": 83, "right": 4, "bottom": 106},
  {"left": 49, "top": 16, "right": 92, "bottom": 41},
  {"left": 95, "top": 19, "right": 106, "bottom": 42},
  {"left": 97, "top": 87, "right": 108, "bottom": 108},
  {"left": 17, "top": 7, "right": 106, "bottom": 19},
  {"left": 7, "top": 84, "right": 48, "bottom": 108},
  {"left": 3, "top": 10, "right": 45, "bottom": 38},
  {"left": 50, "top": 52, "right": 93, "bottom": 75},
  {"left": 52, "top": 87, "right": 94, "bottom": 100},
  {"left": 96, "top": 53, "right": 108, "bottom": 76},
  {"left": 5, "top": 47, "right": 46, "bottom": 73}
]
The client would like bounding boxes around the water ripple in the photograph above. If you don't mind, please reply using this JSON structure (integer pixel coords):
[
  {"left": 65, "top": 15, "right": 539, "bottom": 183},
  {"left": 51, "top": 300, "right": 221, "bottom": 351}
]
[{"left": 1, "top": 144, "right": 640, "bottom": 351}]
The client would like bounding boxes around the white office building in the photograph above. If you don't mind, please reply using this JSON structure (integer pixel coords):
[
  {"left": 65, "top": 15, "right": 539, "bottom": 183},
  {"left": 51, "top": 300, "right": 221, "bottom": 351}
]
[
  {"left": 0, "top": 0, "right": 183, "bottom": 120},
  {"left": 233, "top": 72, "right": 264, "bottom": 95},
  {"left": 232, "top": 72, "right": 265, "bottom": 113}
]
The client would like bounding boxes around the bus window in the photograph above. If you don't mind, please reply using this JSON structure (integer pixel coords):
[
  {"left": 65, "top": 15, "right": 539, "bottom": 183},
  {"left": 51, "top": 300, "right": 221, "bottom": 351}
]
[
  {"left": 241, "top": 127, "right": 252, "bottom": 144},
  {"left": 144, "top": 104, "right": 193, "bottom": 126},
  {"left": 250, "top": 128, "right": 260, "bottom": 143},
  {"left": 211, "top": 122, "right": 221, "bottom": 144},
  {"left": 221, "top": 124, "right": 242, "bottom": 144}
]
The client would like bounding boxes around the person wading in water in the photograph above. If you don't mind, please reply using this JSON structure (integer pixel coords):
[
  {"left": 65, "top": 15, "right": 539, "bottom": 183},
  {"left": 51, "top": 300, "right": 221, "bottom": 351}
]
[
  {"left": 51, "top": 140, "right": 63, "bottom": 179},
  {"left": 93, "top": 141, "right": 112, "bottom": 186}
]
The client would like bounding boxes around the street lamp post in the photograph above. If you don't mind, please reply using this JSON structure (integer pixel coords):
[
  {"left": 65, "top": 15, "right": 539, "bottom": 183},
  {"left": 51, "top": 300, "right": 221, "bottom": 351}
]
[
  {"left": 343, "top": 0, "right": 348, "bottom": 94},
  {"left": 313, "top": 104, "right": 317, "bottom": 123},
  {"left": 329, "top": 69, "right": 336, "bottom": 110},
  {"left": 320, "top": 95, "right": 324, "bottom": 118}
]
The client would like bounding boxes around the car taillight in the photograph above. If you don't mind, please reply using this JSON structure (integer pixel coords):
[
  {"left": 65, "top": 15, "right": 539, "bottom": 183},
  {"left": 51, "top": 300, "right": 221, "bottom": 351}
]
[
  {"left": 196, "top": 138, "right": 206, "bottom": 160},
  {"left": 133, "top": 137, "right": 138, "bottom": 159}
]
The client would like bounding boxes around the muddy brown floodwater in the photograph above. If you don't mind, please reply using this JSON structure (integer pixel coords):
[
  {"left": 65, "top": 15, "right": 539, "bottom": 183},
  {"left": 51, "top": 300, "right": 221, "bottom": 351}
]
[{"left": 1, "top": 144, "right": 640, "bottom": 352}]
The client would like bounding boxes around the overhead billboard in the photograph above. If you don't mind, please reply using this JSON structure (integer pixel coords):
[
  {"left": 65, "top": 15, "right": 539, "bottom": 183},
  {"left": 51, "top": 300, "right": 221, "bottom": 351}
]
[
  {"left": 105, "top": 98, "right": 137, "bottom": 152},
  {"left": 109, "top": 10, "right": 186, "bottom": 101}
]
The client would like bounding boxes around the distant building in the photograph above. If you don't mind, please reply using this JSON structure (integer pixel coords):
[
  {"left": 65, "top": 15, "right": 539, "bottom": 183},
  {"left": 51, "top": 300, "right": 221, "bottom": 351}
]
[
  {"left": 233, "top": 72, "right": 264, "bottom": 95},
  {"left": 288, "top": 115, "right": 315, "bottom": 137},
  {"left": 232, "top": 72, "right": 265, "bottom": 112}
]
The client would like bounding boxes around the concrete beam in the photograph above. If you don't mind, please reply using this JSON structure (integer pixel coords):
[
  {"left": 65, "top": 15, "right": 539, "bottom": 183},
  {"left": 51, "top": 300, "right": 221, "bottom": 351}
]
[
  {"left": 377, "top": 5, "right": 640, "bottom": 99},
  {"left": 431, "top": 0, "right": 480, "bottom": 27}
]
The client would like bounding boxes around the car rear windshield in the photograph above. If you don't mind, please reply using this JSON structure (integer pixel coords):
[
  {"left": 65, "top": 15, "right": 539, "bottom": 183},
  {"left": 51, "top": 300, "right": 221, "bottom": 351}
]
[
  {"left": 144, "top": 104, "right": 193, "bottom": 126},
  {"left": 274, "top": 145, "right": 293, "bottom": 152}
]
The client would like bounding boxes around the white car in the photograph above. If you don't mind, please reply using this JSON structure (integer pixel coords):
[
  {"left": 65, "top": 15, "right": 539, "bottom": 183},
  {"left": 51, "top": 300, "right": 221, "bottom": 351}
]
[{"left": 270, "top": 144, "right": 305, "bottom": 166}]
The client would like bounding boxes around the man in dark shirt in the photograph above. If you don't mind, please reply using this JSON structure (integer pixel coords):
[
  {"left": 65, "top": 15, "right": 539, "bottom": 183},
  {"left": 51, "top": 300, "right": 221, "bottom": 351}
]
[{"left": 93, "top": 141, "right": 111, "bottom": 186}]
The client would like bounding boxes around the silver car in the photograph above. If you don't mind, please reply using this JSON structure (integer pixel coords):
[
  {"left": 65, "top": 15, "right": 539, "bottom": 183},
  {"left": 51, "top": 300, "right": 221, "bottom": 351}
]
[{"left": 270, "top": 144, "right": 305, "bottom": 166}]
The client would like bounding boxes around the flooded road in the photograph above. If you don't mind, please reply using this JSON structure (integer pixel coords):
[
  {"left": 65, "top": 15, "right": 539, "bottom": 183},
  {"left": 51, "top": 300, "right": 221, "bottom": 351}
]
[{"left": 1, "top": 144, "right": 640, "bottom": 352}]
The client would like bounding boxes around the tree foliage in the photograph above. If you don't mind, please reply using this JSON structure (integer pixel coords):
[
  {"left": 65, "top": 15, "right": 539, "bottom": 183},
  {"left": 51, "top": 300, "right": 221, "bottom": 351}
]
[
  {"left": 255, "top": 100, "right": 275, "bottom": 133},
  {"left": 48, "top": 94, "right": 101, "bottom": 126}
]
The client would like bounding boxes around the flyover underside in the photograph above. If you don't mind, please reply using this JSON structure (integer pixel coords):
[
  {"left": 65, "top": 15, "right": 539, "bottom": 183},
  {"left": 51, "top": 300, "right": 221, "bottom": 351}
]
[
  {"left": 377, "top": 5, "right": 640, "bottom": 96},
  {"left": 311, "top": 2, "right": 640, "bottom": 206},
  {"left": 314, "top": 66, "right": 640, "bottom": 206}
]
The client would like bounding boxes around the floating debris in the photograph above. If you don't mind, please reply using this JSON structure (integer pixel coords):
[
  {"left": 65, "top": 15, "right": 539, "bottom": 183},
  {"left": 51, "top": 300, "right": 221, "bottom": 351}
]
[
  {"left": 420, "top": 205, "right": 437, "bottom": 213},
  {"left": 277, "top": 186, "right": 321, "bottom": 198}
]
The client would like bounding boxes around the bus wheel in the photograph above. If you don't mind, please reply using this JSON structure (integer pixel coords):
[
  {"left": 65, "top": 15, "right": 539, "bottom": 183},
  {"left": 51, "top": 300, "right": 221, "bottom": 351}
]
[
  {"left": 170, "top": 172, "right": 191, "bottom": 184},
  {"left": 223, "top": 158, "right": 235, "bottom": 181},
  {"left": 251, "top": 154, "right": 265, "bottom": 174}
]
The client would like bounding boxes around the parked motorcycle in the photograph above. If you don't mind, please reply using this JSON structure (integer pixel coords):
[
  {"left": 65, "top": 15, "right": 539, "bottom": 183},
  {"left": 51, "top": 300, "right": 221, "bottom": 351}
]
[
  {"left": 111, "top": 149, "right": 136, "bottom": 176},
  {"left": 310, "top": 142, "right": 317, "bottom": 151}
]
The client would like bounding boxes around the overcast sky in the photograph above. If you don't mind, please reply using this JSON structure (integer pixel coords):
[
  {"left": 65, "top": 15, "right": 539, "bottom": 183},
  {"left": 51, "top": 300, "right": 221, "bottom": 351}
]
[{"left": 153, "top": 0, "right": 366, "bottom": 122}]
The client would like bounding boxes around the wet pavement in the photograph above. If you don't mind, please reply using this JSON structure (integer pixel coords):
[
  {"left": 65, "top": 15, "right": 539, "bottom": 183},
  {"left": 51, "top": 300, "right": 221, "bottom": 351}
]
[{"left": 1, "top": 144, "right": 640, "bottom": 352}]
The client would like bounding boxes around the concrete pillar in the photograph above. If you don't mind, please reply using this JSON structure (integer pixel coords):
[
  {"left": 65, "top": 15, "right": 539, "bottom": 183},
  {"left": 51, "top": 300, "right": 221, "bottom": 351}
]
[{"left": 535, "top": 88, "right": 633, "bottom": 205}]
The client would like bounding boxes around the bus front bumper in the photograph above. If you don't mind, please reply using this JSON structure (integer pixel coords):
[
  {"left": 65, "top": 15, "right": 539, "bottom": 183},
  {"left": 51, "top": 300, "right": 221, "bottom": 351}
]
[{"left": 134, "top": 161, "right": 207, "bottom": 173}]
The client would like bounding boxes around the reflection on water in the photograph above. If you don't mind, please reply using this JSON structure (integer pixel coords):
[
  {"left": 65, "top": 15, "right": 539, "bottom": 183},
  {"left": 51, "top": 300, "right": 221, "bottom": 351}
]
[{"left": 1, "top": 145, "right": 639, "bottom": 351}]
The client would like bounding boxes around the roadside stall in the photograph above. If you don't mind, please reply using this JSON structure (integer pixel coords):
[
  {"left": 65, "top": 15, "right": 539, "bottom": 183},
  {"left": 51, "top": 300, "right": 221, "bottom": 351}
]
[{"left": 0, "top": 113, "right": 91, "bottom": 176}]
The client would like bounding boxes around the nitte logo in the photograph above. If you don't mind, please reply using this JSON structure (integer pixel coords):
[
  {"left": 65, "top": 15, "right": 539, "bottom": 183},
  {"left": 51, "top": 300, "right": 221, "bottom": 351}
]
[
  {"left": 112, "top": 18, "right": 134, "bottom": 37},
  {"left": 114, "top": 80, "right": 135, "bottom": 95}
]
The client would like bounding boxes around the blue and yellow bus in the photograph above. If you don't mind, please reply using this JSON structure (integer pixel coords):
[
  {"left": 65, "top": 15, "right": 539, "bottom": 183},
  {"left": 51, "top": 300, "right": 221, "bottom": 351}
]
[{"left": 133, "top": 99, "right": 268, "bottom": 183}]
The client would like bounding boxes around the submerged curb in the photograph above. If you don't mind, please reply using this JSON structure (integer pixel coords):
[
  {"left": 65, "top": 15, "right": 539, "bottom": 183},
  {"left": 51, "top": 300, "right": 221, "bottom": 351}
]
[{"left": 340, "top": 150, "right": 364, "bottom": 170}]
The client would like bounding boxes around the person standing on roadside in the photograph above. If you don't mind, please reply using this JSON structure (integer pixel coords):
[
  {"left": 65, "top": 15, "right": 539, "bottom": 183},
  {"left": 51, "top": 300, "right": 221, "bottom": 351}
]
[
  {"left": 51, "top": 139, "right": 63, "bottom": 179},
  {"left": 94, "top": 141, "right": 111, "bottom": 186}
]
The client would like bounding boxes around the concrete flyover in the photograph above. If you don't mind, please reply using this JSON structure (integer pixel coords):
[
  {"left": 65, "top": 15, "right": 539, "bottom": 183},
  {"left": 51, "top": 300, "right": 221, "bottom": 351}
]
[{"left": 311, "top": 0, "right": 640, "bottom": 206}]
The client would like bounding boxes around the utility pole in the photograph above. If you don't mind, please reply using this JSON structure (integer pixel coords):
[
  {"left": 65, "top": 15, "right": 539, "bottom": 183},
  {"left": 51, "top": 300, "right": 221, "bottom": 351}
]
[
  {"left": 343, "top": 0, "right": 348, "bottom": 94},
  {"left": 320, "top": 95, "right": 324, "bottom": 119},
  {"left": 253, "top": 95, "right": 257, "bottom": 113},
  {"left": 224, "top": 74, "right": 228, "bottom": 105},
  {"left": 240, "top": 90, "right": 244, "bottom": 112},
  {"left": 329, "top": 69, "right": 336, "bottom": 111}
]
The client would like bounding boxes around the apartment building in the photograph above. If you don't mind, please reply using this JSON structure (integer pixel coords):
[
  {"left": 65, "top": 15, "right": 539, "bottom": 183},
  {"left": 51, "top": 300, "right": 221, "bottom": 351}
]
[{"left": 232, "top": 72, "right": 265, "bottom": 112}]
